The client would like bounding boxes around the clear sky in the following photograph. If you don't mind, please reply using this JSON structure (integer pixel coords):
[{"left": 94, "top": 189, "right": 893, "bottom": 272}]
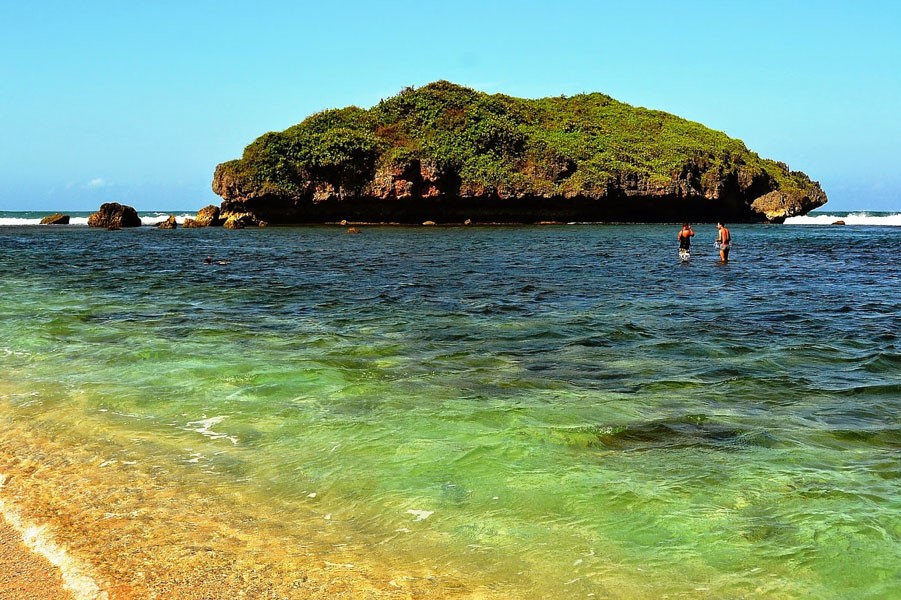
[{"left": 2, "top": 0, "right": 899, "bottom": 211}]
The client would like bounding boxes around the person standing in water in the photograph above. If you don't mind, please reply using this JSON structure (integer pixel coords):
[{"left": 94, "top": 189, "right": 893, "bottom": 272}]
[
  {"left": 678, "top": 223, "right": 695, "bottom": 255},
  {"left": 716, "top": 222, "right": 732, "bottom": 262}
]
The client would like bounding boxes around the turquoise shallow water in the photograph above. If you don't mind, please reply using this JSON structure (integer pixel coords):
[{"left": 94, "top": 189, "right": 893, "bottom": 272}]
[{"left": 1, "top": 220, "right": 899, "bottom": 597}]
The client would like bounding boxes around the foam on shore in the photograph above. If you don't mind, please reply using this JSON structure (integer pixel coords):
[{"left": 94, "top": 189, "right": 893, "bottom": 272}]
[{"left": 0, "top": 474, "right": 106, "bottom": 600}]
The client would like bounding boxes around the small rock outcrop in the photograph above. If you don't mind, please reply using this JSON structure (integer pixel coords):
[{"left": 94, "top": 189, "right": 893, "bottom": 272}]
[
  {"left": 183, "top": 205, "right": 222, "bottom": 228},
  {"left": 87, "top": 203, "right": 142, "bottom": 228},
  {"left": 223, "top": 213, "right": 260, "bottom": 229},
  {"left": 156, "top": 215, "right": 177, "bottom": 229},
  {"left": 40, "top": 213, "right": 70, "bottom": 225},
  {"left": 184, "top": 205, "right": 222, "bottom": 228},
  {"left": 749, "top": 189, "right": 827, "bottom": 222},
  {"left": 197, "top": 205, "right": 222, "bottom": 226}
]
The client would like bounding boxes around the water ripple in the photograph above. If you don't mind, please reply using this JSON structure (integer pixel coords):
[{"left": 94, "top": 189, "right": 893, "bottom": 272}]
[{"left": 1, "top": 223, "right": 900, "bottom": 598}]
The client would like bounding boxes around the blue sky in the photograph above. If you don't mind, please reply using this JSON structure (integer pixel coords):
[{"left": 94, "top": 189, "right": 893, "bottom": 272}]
[{"left": 1, "top": 0, "right": 899, "bottom": 211}]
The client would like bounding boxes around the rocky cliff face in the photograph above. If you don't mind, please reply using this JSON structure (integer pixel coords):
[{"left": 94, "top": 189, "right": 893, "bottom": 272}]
[
  {"left": 212, "top": 82, "right": 827, "bottom": 224},
  {"left": 213, "top": 158, "right": 826, "bottom": 224}
]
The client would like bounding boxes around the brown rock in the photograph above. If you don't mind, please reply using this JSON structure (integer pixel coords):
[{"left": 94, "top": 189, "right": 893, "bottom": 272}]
[
  {"left": 156, "top": 215, "right": 177, "bottom": 229},
  {"left": 346, "top": 227, "right": 362, "bottom": 234},
  {"left": 39, "top": 213, "right": 70, "bottom": 225},
  {"left": 223, "top": 214, "right": 257, "bottom": 229},
  {"left": 749, "top": 189, "right": 828, "bottom": 223},
  {"left": 194, "top": 205, "right": 222, "bottom": 227},
  {"left": 832, "top": 220, "right": 846, "bottom": 225},
  {"left": 87, "top": 202, "right": 142, "bottom": 228},
  {"left": 369, "top": 160, "right": 439, "bottom": 200}
]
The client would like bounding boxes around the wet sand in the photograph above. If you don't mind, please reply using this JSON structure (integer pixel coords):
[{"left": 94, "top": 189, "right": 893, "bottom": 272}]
[
  {"left": 0, "top": 516, "right": 73, "bottom": 600},
  {"left": 0, "top": 415, "right": 506, "bottom": 600}
]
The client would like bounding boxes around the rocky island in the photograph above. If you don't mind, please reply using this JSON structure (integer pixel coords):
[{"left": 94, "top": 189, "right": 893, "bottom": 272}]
[{"left": 212, "top": 81, "right": 826, "bottom": 224}]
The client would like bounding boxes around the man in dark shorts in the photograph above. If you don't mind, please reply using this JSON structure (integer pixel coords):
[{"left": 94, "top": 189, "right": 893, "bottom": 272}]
[{"left": 678, "top": 223, "right": 694, "bottom": 257}]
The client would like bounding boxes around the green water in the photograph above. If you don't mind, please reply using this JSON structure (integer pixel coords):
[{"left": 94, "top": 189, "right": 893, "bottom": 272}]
[{"left": 1, "top": 222, "right": 899, "bottom": 598}]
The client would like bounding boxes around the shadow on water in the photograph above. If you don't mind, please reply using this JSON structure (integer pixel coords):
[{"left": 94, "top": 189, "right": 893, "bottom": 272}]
[{"left": 547, "top": 414, "right": 781, "bottom": 451}]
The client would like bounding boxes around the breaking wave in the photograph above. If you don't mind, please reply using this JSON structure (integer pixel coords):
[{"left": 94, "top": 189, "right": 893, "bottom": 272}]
[
  {"left": 785, "top": 212, "right": 901, "bottom": 226},
  {"left": 0, "top": 213, "right": 197, "bottom": 226}
]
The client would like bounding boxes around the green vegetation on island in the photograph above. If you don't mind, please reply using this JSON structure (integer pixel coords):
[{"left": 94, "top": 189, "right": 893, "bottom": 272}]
[{"left": 213, "top": 81, "right": 826, "bottom": 223}]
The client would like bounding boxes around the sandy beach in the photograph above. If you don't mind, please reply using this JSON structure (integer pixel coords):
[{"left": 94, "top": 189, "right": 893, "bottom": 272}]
[
  {"left": 0, "top": 419, "right": 495, "bottom": 600},
  {"left": 0, "top": 515, "right": 73, "bottom": 600}
]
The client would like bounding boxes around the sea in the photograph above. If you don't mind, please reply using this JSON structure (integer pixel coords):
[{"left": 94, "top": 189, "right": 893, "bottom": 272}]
[{"left": 0, "top": 209, "right": 898, "bottom": 599}]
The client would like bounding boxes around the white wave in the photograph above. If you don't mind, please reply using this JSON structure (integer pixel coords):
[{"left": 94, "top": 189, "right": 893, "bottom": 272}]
[
  {"left": 785, "top": 212, "right": 901, "bottom": 226},
  {"left": 140, "top": 213, "right": 196, "bottom": 226},
  {"left": 406, "top": 509, "right": 434, "bottom": 521},
  {"left": 0, "top": 215, "right": 91, "bottom": 226},
  {"left": 1, "top": 347, "right": 29, "bottom": 357},
  {"left": 69, "top": 215, "right": 193, "bottom": 226},
  {"left": 0, "top": 474, "right": 107, "bottom": 599},
  {"left": 184, "top": 415, "right": 239, "bottom": 445},
  {"left": 0, "top": 217, "right": 46, "bottom": 226},
  {"left": 0, "top": 213, "right": 198, "bottom": 226}
]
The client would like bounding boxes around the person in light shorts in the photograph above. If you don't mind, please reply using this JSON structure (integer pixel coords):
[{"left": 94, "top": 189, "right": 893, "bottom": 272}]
[{"left": 716, "top": 222, "right": 731, "bottom": 262}]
